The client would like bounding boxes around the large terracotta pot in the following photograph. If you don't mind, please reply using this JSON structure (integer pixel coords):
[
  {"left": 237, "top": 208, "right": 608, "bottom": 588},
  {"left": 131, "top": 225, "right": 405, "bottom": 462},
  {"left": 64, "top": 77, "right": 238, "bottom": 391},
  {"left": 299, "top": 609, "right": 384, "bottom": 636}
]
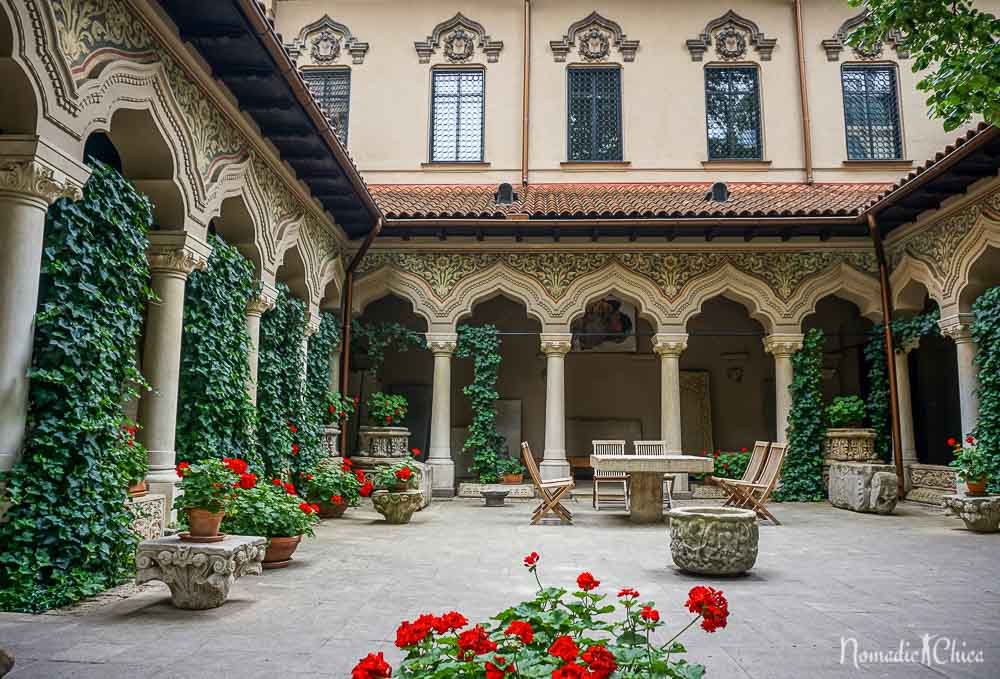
[
  {"left": 186, "top": 508, "right": 224, "bottom": 538},
  {"left": 502, "top": 473, "right": 523, "bottom": 485},
  {"left": 263, "top": 535, "right": 303, "bottom": 569},
  {"left": 127, "top": 480, "right": 148, "bottom": 498},
  {"left": 317, "top": 500, "right": 349, "bottom": 519},
  {"left": 966, "top": 479, "right": 988, "bottom": 497}
]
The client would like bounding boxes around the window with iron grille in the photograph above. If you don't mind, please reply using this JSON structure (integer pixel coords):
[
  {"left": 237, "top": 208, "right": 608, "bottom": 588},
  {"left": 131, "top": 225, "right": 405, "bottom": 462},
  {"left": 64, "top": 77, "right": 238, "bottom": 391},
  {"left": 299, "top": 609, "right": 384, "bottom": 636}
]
[
  {"left": 567, "top": 67, "right": 622, "bottom": 162},
  {"left": 704, "top": 66, "right": 762, "bottom": 160},
  {"left": 431, "top": 69, "right": 485, "bottom": 162},
  {"left": 301, "top": 69, "right": 351, "bottom": 145},
  {"left": 841, "top": 65, "right": 902, "bottom": 160}
]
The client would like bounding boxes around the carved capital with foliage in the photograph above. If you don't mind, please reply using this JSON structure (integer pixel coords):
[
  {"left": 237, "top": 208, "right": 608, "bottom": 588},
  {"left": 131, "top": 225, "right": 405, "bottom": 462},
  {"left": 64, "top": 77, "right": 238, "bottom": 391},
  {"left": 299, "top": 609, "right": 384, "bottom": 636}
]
[
  {"left": 939, "top": 314, "right": 975, "bottom": 344},
  {"left": 652, "top": 333, "right": 689, "bottom": 357},
  {"left": 0, "top": 160, "right": 83, "bottom": 205},
  {"left": 540, "top": 333, "right": 573, "bottom": 356},
  {"left": 762, "top": 333, "right": 804, "bottom": 358},
  {"left": 426, "top": 333, "right": 458, "bottom": 356},
  {"left": 147, "top": 232, "right": 211, "bottom": 277}
]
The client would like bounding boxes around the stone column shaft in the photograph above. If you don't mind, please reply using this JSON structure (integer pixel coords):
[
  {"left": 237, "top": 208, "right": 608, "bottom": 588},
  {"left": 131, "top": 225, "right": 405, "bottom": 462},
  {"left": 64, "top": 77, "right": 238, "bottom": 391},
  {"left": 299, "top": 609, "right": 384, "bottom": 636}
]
[
  {"left": 763, "top": 334, "right": 804, "bottom": 445},
  {"left": 653, "top": 334, "right": 688, "bottom": 454},
  {"left": 940, "top": 316, "right": 980, "bottom": 436},
  {"left": 427, "top": 334, "right": 457, "bottom": 496},
  {"left": 328, "top": 347, "right": 342, "bottom": 395},
  {"left": 540, "top": 334, "right": 572, "bottom": 481},
  {"left": 245, "top": 282, "right": 277, "bottom": 406},
  {"left": 894, "top": 340, "right": 919, "bottom": 465}
]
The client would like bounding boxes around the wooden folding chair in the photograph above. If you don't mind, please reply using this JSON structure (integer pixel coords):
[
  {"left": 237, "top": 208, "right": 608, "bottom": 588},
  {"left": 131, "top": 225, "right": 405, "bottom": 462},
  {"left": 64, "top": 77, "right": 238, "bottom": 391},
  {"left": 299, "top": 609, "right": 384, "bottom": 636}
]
[
  {"left": 632, "top": 440, "right": 674, "bottom": 509},
  {"left": 521, "top": 442, "right": 574, "bottom": 525},
  {"left": 716, "top": 441, "right": 770, "bottom": 506},
  {"left": 721, "top": 442, "right": 786, "bottom": 525},
  {"left": 592, "top": 440, "right": 628, "bottom": 511}
]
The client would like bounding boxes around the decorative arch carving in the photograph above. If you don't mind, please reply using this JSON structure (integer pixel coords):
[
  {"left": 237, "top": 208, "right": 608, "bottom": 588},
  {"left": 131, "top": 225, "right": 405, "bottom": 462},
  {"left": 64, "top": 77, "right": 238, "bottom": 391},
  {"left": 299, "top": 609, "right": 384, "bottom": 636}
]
[
  {"left": 890, "top": 255, "right": 943, "bottom": 313},
  {"left": 550, "top": 12, "right": 639, "bottom": 63},
  {"left": 352, "top": 267, "right": 438, "bottom": 328},
  {"left": 286, "top": 15, "right": 370, "bottom": 66},
  {"left": 786, "top": 263, "right": 883, "bottom": 327},
  {"left": 670, "top": 264, "right": 785, "bottom": 333},
  {"left": 822, "top": 11, "right": 908, "bottom": 62},
  {"left": 686, "top": 10, "right": 776, "bottom": 62},
  {"left": 415, "top": 13, "right": 503, "bottom": 64},
  {"left": 559, "top": 264, "right": 672, "bottom": 330},
  {"left": 440, "top": 263, "right": 558, "bottom": 329}
]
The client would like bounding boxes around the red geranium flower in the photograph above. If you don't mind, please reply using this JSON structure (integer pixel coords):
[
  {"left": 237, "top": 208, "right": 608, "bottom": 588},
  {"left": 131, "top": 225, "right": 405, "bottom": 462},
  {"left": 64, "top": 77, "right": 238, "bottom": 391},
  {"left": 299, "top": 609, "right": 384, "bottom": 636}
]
[
  {"left": 947, "top": 437, "right": 958, "bottom": 447},
  {"left": 310, "top": 503, "right": 319, "bottom": 513},
  {"left": 551, "top": 662, "right": 585, "bottom": 679},
  {"left": 299, "top": 502, "right": 313, "bottom": 514},
  {"left": 237, "top": 473, "right": 257, "bottom": 489},
  {"left": 548, "top": 635, "right": 579, "bottom": 662},
  {"left": 396, "top": 467, "right": 412, "bottom": 481},
  {"left": 359, "top": 481, "right": 374, "bottom": 497},
  {"left": 354, "top": 469, "right": 366, "bottom": 482},
  {"left": 576, "top": 571, "right": 600, "bottom": 591},
  {"left": 395, "top": 619, "right": 431, "bottom": 648},
  {"left": 331, "top": 495, "right": 343, "bottom": 504},
  {"left": 175, "top": 462, "right": 190, "bottom": 478},
  {"left": 456, "top": 626, "right": 496, "bottom": 659},
  {"left": 289, "top": 422, "right": 298, "bottom": 433},
  {"left": 223, "top": 457, "right": 248, "bottom": 475},
  {"left": 329, "top": 405, "right": 336, "bottom": 413},
  {"left": 640, "top": 605, "right": 660, "bottom": 623},
  {"left": 617, "top": 587, "right": 639, "bottom": 599},
  {"left": 484, "top": 659, "right": 514, "bottom": 679},
  {"left": 351, "top": 652, "right": 392, "bottom": 679},
  {"left": 966, "top": 435, "right": 975, "bottom": 445},
  {"left": 271, "top": 478, "right": 282, "bottom": 486},
  {"left": 284, "top": 482, "right": 297, "bottom": 495},
  {"left": 581, "top": 645, "right": 617, "bottom": 678},
  {"left": 740, "top": 447, "right": 748, "bottom": 453},
  {"left": 411, "top": 448, "right": 421, "bottom": 457},
  {"left": 385, "top": 416, "right": 392, "bottom": 424},
  {"left": 523, "top": 551, "right": 540, "bottom": 567},
  {"left": 343, "top": 458, "right": 354, "bottom": 467},
  {"left": 686, "top": 586, "right": 729, "bottom": 633},
  {"left": 504, "top": 620, "right": 533, "bottom": 644},
  {"left": 441, "top": 611, "right": 468, "bottom": 630},
  {"left": 291, "top": 443, "right": 299, "bottom": 456}
]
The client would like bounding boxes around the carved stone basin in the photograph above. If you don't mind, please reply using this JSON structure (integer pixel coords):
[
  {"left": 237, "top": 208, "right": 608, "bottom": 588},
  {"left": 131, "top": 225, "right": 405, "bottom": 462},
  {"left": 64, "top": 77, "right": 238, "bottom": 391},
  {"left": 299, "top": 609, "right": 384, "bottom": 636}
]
[{"left": 667, "top": 506, "right": 758, "bottom": 575}]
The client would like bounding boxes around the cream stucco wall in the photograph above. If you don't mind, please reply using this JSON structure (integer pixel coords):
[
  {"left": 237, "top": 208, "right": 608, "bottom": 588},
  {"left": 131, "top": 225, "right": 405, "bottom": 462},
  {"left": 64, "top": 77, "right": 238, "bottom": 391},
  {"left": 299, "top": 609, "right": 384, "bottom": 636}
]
[{"left": 273, "top": 0, "right": 995, "bottom": 185}]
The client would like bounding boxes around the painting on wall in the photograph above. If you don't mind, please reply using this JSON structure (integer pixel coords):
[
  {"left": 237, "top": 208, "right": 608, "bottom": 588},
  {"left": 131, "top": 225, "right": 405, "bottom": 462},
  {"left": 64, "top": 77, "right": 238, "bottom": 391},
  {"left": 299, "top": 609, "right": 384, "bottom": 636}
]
[{"left": 571, "top": 296, "right": 637, "bottom": 352}]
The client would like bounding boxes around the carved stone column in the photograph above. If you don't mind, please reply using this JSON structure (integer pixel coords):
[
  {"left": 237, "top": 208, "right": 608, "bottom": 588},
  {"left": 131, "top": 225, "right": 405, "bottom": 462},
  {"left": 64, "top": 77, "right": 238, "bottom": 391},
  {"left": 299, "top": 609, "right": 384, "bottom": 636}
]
[
  {"left": 0, "top": 157, "right": 84, "bottom": 471},
  {"left": 328, "top": 344, "right": 342, "bottom": 394},
  {"left": 139, "top": 232, "right": 211, "bottom": 523},
  {"left": 540, "top": 334, "right": 572, "bottom": 481},
  {"left": 940, "top": 315, "right": 979, "bottom": 437},
  {"left": 245, "top": 282, "right": 277, "bottom": 405},
  {"left": 763, "top": 334, "right": 804, "bottom": 444},
  {"left": 652, "top": 334, "right": 688, "bottom": 454},
  {"left": 426, "top": 333, "right": 457, "bottom": 496},
  {"left": 895, "top": 338, "right": 920, "bottom": 468}
]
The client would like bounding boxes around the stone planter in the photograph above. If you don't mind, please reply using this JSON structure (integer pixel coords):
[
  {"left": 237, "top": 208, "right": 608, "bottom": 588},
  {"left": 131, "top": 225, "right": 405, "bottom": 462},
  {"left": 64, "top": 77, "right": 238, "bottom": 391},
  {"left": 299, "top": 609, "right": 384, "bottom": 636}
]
[
  {"left": 321, "top": 425, "right": 341, "bottom": 457},
  {"left": 824, "top": 428, "right": 878, "bottom": 463},
  {"left": 942, "top": 495, "right": 1000, "bottom": 533},
  {"left": 358, "top": 426, "right": 410, "bottom": 458},
  {"left": 667, "top": 507, "right": 758, "bottom": 575},
  {"left": 372, "top": 490, "right": 423, "bottom": 524},
  {"left": 828, "top": 462, "right": 898, "bottom": 514}
]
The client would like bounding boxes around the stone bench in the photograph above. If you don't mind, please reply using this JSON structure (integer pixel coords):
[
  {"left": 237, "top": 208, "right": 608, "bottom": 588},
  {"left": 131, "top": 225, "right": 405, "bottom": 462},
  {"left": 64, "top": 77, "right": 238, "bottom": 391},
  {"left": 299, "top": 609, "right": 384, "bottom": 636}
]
[
  {"left": 828, "top": 461, "right": 898, "bottom": 515},
  {"left": 942, "top": 494, "right": 1000, "bottom": 533},
  {"left": 136, "top": 535, "right": 266, "bottom": 610}
]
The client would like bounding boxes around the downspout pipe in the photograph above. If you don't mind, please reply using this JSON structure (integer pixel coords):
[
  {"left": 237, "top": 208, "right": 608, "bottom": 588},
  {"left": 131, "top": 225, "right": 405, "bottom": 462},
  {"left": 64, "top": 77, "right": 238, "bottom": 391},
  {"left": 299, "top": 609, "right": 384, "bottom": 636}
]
[
  {"left": 521, "top": 0, "right": 531, "bottom": 188},
  {"left": 792, "top": 0, "right": 814, "bottom": 184}
]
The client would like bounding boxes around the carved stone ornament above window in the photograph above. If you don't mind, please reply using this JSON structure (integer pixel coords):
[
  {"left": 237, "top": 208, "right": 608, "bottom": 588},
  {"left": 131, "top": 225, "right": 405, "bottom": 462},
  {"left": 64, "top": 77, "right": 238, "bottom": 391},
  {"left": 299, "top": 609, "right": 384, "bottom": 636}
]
[
  {"left": 821, "top": 11, "right": 909, "bottom": 62},
  {"left": 686, "top": 11, "right": 776, "bottom": 62},
  {"left": 415, "top": 13, "right": 504, "bottom": 64},
  {"left": 550, "top": 12, "right": 639, "bottom": 63},
  {"left": 286, "top": 15, "right": 370, "bottom": 65}
]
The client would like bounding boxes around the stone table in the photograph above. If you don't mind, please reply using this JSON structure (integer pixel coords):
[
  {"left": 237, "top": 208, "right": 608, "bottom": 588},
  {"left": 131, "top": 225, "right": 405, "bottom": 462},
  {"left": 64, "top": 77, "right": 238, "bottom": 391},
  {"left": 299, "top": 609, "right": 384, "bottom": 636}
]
[
  {"left": 590, "top": 454, "right": 714, "bottom": 523},
  {"left": 942, "top": 494, "right": 1000, "bottom": 533},
  {"left": 136, "top": 535, "right": 266, "bottom": 610}
]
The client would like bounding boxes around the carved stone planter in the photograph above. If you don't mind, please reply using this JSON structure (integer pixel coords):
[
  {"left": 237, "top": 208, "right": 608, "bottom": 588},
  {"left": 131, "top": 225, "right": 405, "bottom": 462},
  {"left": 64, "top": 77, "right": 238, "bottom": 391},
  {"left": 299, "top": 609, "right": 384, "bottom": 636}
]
[
  {"left": 322, "top": 425, "right": 341, "bottom": 457},
  {"left": 907, "top": 463, "right": 957, "bottom": 505},
  {"left": 126, "top": 493, "right": 166, "bottom": 540},
  {"left": 358, "top": 426, "right": 410, "bottom": 458},
  {"left": 824, "top": 428, "right": 878, "bottom": 463},
  {"left": 828, "top": 461, "right": 898, "bottom": 514},
  {"left": 942, "top": 495, "right": 1000, "bottom": 533},
  {"left": 372, "top": 490, "right": 423, "bottom": 524},
  {"left": 667, "top": 507, "right": 758, "bottom": 575},
  {"left": 136, "top": 535, "right": 266, "bottom": 610}
]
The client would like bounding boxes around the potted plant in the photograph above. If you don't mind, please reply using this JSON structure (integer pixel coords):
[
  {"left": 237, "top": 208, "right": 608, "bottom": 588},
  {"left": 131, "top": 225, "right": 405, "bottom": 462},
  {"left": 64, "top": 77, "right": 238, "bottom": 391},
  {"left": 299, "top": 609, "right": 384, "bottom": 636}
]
[
  {"left": 222, "top": 480, "right": 321, "bottom": 568},
  {"left": 498, "top": 457, "right": 525, "bottom": 484},
  {"left": 358, "top": 392, "right": 412, "bottom": 459},
  {"left": 303, "top": 458, "right": 363, "bottom": 518},
  {"left": 121, "top": 421, "right": 148, "bottom": 498},
  {"left": 949, "top": 436, "right": 991, "bottom": 496},
  {"left": 372, "top": 458, "right": 421, "bottom": 492},
  {"left": 370, "top": 459, "right": 423, "bottom": 524},
  {"left": 174, "top": 458, "right": 250, "bottom": 541},
  {"left": 321, "top": 392, "right": 357, "bottom": 456},
  {"left": 823, "top": 395, "right": 877, "bottom": 463}
]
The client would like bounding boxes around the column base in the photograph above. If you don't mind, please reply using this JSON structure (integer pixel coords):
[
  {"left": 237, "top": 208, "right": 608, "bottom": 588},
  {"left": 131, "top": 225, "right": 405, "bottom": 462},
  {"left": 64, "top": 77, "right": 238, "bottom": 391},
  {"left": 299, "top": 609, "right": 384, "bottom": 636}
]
[
  {"left": 426, "top": 457, "right": 455, "bottom": 494},
  {"left": 539, "top": 458, "right": 571, "bottom": 481}
]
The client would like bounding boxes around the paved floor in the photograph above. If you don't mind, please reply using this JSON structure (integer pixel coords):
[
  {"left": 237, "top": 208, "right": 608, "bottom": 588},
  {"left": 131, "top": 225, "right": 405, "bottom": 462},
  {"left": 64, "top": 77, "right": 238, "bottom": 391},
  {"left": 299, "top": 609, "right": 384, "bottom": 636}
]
[{"left": 1, "top": 494, "right": 998, "bottom": 679}]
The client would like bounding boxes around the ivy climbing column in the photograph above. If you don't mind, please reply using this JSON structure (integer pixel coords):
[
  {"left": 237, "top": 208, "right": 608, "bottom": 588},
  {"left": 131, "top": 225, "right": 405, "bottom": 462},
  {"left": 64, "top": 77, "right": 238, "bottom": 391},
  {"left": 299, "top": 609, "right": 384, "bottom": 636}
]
[
  {"left": 763, "top": 333, "right": 805, "bottom": 444},
  {"left": 540, "top": 334, "right": 572, "bottom": 481},
  {"left": 940, "top": 314, "right": 980, "bottom": 437},
  {"left": 0, "top": 156, "right": 85, "bottom": 472},
  {"left": 245, "top": 282, "right": 277, "bottom": 405},
  {"left": 427, "top": 333, "right": 457, "bottom": 496},
  {"left": 138, "top": 232, "right": 211, "bottom": 520}
]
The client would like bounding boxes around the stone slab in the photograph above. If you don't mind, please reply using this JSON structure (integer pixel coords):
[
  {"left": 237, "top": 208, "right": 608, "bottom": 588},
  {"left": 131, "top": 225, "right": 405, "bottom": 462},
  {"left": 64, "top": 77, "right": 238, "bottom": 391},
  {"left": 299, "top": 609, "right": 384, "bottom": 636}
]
[
  {"left": 136, "top": 534, "right": 265, "bottom": 610},
  {"left": 126, "top": 493, "right": 165, "bottom": 540},
  {"left": 942, "top": 494, "right": 1000, "bottom": 533},
  {"left": 590, "top": 454, "right": 713, "bottom": 475},
  {"left": 828, "top": 461, "right": 898, "bottom": 515},
  {"left": 458, "top": 482, "right": 535, "bottom": 499}
]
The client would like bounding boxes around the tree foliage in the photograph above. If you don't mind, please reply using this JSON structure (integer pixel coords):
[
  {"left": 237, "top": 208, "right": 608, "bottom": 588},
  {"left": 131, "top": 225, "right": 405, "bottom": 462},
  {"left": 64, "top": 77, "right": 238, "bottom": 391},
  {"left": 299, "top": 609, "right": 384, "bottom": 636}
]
[
  {"left": 0, "top": 162, "right": 153, "bottom": 611},
  {"left": 972, "top": 286, "right": 1000, "bottom": 492},
  {"left": 456, "top": 324, "right": 507, "bottom": 483},
  {"left": 848, "top": 0, "right": 1000, "bottom": 130}
]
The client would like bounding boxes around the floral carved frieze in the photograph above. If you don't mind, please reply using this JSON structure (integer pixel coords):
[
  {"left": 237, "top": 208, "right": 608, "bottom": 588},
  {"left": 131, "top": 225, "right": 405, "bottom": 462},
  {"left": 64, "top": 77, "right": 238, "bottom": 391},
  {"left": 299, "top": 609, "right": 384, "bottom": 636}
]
[
  {"left": 415, "top": 13, "right": 503, "bottom": 64},
  {"left": 49, "top": 0, "right": 156, "bottom": 79},
  {"left": 686, "top": 11, "right": 776, "bottom": 62},
  {"left": 821, "top": 12, "right": 908, "bottom": 62},
  {"left": 286, "top": 15, "right": 370, "bottom": 66},
  {"left": 550, "top": 12, "right": 639, "bottom": 63}
]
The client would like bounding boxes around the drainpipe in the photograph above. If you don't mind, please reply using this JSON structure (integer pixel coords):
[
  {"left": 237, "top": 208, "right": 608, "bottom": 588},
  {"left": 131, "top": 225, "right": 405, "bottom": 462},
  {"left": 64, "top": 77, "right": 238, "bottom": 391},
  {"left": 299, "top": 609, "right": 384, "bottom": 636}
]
[
  {"left": 338, "top": 216, "right": 384, "bottom": 455},
  {"left": 867, "top": 213, "right": 905, "bottom": 499},
  {"left": 521, "top": 0, "right": 531, "bottom": 188},
  {"left": 792, "top": 0, "right": 814, "bottom": 184}
]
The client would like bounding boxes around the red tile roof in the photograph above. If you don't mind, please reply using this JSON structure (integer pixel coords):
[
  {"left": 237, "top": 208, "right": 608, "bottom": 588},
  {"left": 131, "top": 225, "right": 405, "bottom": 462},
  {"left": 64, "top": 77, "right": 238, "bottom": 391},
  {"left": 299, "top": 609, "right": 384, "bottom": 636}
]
[{"left": 370, "top": 181, "right": 892, "bottom": 220}]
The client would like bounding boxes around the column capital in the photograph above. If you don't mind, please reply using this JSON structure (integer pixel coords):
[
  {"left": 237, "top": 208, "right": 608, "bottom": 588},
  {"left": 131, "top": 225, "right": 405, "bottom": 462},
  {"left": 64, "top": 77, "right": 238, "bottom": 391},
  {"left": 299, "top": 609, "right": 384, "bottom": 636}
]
[
  {"left": 304, "top": 311, "right": 322, "bottom": 337},
  {"left": 939, "top": 314, "right": 975, "bottom": 344},
  {"left": 426, "top": 332, "right": 458, "bottom": 355},
  {"left": 762, "top": 333, "right": 805, "bottom": 357},
  {"left": 896, "top": 336, "right": 921, "bottom": 354},
  {"left": 147, "top": 231, "right": 211, "bottom": 277},
  {"left": 247, "top": 281, "right": 279, "bottom": 317},
  {"left": 540, "top": 333, "right": 573, "bottom": 356},
  {"left": 652, "top": 333, "right": 689, "bottom": 357},
  {"left": 0, "top": 159, "right": 83, "bottom": 205}
]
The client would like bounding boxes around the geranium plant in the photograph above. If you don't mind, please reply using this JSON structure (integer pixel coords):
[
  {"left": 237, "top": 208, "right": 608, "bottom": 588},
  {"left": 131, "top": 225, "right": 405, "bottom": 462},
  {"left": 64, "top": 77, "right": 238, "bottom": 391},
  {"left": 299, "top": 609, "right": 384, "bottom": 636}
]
[
  {"left": 825, "top": 395, "right": 867, "bottom": 428},
  {"left": 324, "top": 392, "right": 358, "bottom": 426},
  {"left": 304, "top": 458, "right": 363, "bottom": 507},
  {"left": 221, "top": 481, "right": 321, "bottom": 538},
  {"left": 368, "top": 392, "right": 408, "bottom": 427},
  {"left": 497, "top": 457, "right": 525, "bottom": 478},
  {"left": 174, "top": 458, "right": 249, "bottom": 513},
  {"left": 351, "top": 552, "right": 729, "bottom": 678},
  {"left": 372, "top": 458, "right": 422, "bottom": 491},
  {"left": 948, "top": 436, "right": 991, "bottom": 486}
]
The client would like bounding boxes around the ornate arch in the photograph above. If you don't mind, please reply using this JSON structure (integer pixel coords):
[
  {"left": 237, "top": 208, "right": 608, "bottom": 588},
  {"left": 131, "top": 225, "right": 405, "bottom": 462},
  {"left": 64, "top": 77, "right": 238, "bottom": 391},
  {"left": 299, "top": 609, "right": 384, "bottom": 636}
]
[
  {"left": 549, "top": 12, "right": 639, "bottom": 63},
  {"left": 686, "top": 10, "right": 777, "bottom": 62},
  {"left": 785, "top": 262, "right": 883, "bottom": 327},
  {"left": 670, "top": 263, "right": 785, "bottom": 333},
  {"left": 890, "top": 254, "right": 943, "bottom": 313},
  {"left": 352, "top": 266, "right": 438, "bottom": 328},
  {"left": 286, "top": 15, "right": 369, "bottom": 66},
  {"left": 439, "top": 262, "right": 557, "bottom": 329},
  {"left": 558, "top": 263, "right": 673, "bottom": 331},
  {"left": 414, "top": 13, "right": 503, "bottom": 64}
]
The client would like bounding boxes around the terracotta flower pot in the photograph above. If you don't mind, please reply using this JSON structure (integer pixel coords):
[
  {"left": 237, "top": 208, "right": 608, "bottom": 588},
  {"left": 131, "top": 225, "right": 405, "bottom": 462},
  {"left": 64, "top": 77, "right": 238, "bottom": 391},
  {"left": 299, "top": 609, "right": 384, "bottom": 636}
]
[
  {"left": 966, "top": 479, "right": 988, "bottom": 496},
  {"left": 317, "top": 501, "right": 349, "bottom": 519},
  {"left": 127, "top": 480, "right": 148, "bottom": 498},
  {"left": 502, "top": 473, "right": 523, "bottom": 485},
  {"left": 263, "top": 535, "right": 302, "bottom": 569},
  {"left": 186, "top": 508, "right": 224, "bottom": 538}
]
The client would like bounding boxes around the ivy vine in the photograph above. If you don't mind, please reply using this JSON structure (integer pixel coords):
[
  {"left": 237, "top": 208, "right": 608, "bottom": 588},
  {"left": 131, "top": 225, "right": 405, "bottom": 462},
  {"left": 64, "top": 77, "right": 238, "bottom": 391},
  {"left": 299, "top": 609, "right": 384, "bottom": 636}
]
[
  {"left": 864, "top": 306, "right": 940, "bottom": 460},
  {"left": 456, "top": 324, "right": 506, "bottom": 483},
  {"left": 774, "top": 328, "right": 827, "bottom": 502},
  {"left": 351, "top": 321, "right": 427, "bottom": 378},
  {"left": 296, "top": 312, "right": 341, "bottom": 471},
  {"left": 972, "top": 286, "right": 1000, "bottom": 492},
  {"left": 175, "top": 235, "right": 257, "bottom": 468},
  {"left": 0, "top": 161, "right": 153, "bottom": 612}
]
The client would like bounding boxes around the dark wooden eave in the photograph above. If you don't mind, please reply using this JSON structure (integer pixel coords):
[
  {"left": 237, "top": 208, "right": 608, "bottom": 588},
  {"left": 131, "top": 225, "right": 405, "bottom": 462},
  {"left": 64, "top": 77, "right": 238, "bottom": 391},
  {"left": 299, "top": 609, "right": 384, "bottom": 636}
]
[{"left": 156, "top": 0, "right": 382, "bottom": 238}]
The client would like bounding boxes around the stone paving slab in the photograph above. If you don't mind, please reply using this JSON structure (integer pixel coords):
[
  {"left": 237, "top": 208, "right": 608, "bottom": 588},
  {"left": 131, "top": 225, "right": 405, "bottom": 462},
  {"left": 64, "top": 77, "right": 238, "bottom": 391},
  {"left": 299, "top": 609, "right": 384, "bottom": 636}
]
[{"left": 2, "top": 496, "right": 998, "bottom": 679}]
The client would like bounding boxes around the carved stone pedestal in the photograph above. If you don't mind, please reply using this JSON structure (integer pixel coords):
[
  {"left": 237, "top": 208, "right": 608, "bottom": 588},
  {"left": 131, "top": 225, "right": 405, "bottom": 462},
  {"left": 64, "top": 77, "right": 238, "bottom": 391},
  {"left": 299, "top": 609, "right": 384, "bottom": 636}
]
[
  {"left": 824, "top": 428, "right": 878, "bottom": 462},
  {"left": 943, "top": 495, "right": 1000, "bottom": 533},
  {"left": 126, "top": 493, "right": 166, "bottom": 540},
  {"left": 321, "top": 425, "right": 341, "bottom": 457},
  {"left": 372, "top": 490, "right": 423, "bottom": 524},
  {"left": 828, "top": 462, "right": 898, "bottom": 515},
  {"left": 667, "top": 507, "right": 758, "bottom": 575},
  {"left": 907, "top": 464, "right": 957, "bottom": 506},
  {"left": 136, "top": 535, "right": 266, "bottom": 609},
  {"left": 357, "top": 426, "right": 410, "bottom": 457},
  {"left": 354, "top": 458, "right": 432, "bottom": 509}
]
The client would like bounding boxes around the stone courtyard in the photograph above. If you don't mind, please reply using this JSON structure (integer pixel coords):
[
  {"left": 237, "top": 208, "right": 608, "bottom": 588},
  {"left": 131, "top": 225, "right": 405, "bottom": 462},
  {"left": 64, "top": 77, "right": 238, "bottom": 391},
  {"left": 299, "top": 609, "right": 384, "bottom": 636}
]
[{"left": 1, "top": 494, "right": 997, "bottom": 679}]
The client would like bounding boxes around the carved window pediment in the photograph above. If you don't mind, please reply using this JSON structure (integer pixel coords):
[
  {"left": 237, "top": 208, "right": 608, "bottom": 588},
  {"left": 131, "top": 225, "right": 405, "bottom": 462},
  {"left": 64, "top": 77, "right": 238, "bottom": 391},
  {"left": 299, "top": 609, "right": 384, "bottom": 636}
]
[
  {"left": 550, "top": 12, "right": 639, "bottom": 63},
  {"left": 822, "top": 12, "right": 909, "bottom": 62},
  {"left": 286, "top": 15, "right": 370, "bottom": 66},
  {"left": 686, "top": 11, "right": 776, "bottom": 62},
  {"left": 415, "top": 13, "right": 504, "bottom": 64}
]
